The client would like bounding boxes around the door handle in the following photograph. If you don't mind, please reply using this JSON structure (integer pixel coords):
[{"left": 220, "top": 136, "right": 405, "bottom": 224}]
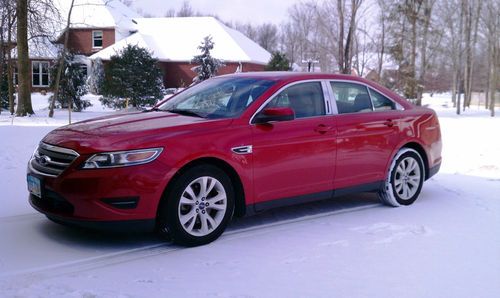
[
  {"left": 384, "top": 119, "right": 394, "bottom": 127},
  {"left": 314, "top": 124, "right": 332, "bottom": 134}
]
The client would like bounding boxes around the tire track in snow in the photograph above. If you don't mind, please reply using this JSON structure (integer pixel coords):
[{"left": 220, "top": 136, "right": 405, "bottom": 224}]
[{"left": 0, "top": 203, "right": 380, "bottom": 280}]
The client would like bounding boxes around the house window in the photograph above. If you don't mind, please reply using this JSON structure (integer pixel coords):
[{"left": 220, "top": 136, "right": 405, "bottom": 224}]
[
  {"left": 92, "top": 30, "right": 103, "bottom": 48},
  {"left": 32, "top": 61, "right": 50, "bottom": 87}
]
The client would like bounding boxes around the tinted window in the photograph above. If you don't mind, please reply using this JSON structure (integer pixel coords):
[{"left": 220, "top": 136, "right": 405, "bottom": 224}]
[
  {"left": 331, "top": 82, "right": 372, "bottom": 114},
  {"left": 267, "top": 82, "right": 325, "bottom": 118},
  {"left": 370, "top": 88, "right": 396, "bottom": 111}
]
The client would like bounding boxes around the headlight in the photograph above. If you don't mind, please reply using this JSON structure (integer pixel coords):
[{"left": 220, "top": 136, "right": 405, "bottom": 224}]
[{"left": 81, "top": 148, "right": 163, "bottom": 169}]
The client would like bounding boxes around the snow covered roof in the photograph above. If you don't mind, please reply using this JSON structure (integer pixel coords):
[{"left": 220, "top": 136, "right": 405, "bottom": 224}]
[
  {"left": 11, "top": 37, "right": 60, "bottom": 59},
  {"left": 57, "top": 0, "right": 139, "bottom": 40},
  {"left": 90, "top": 17, "right": 271, "bottom": 65}
]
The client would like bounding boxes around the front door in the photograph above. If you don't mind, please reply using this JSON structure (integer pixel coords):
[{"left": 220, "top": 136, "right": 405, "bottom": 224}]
[{"left": 251, "top": 81, "right": 336, "bottom": 207}]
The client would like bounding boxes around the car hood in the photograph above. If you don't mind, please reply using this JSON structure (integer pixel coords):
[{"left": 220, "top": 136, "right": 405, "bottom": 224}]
[{"left": 42, "top": 111, "right": 232, "bottom": 154}]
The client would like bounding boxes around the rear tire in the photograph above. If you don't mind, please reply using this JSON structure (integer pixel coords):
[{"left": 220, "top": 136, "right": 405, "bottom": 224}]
[
  {"left": 379, "top": 148, "right": 425, "bottom": 207},
  {"left": 157, "top": 164, "right": 234, "bottom": 246}
]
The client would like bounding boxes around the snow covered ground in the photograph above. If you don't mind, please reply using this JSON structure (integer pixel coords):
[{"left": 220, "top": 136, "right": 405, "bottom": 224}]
[{"left": 0, "top": 93, "right": 499, "bottom": 297}]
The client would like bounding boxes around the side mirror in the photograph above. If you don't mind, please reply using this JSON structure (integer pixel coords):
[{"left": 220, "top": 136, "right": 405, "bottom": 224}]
[{"left": 254, "top": 107, "right": 295, "bottom": 124}]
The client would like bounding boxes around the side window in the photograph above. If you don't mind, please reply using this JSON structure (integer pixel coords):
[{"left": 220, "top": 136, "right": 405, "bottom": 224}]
[
  {"left": 370, "top": 88, "right": 396, "bottom": 111},
  {"left": 92, "top": 30, "right": 103, "bottom": 48},
  {"left": 331, "top": 82, "right": 372, "bottom": 114},
  {"left": 267, "top": 82, "right": 325, "bottom": 118}
]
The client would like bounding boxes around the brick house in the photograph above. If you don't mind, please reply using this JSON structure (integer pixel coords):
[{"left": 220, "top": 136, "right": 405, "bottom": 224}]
[
  {"left": 9, "top": 0, "right": 138, "bottom": 92},
  {"left": 90, "top": 17, "right": 271, "bottom": 88},
  {"left": 10, "top": 0, "right": 270, "bottom": 91}
]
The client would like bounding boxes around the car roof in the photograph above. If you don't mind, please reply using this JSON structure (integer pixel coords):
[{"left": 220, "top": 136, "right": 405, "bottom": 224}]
[{"left": 217, "top": 71, "right": 413, "bottom": 109}]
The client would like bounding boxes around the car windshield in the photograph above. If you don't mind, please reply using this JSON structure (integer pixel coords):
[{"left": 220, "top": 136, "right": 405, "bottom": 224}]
[{"left": 157, "top": 77, "right": 276, "bottom": 119}]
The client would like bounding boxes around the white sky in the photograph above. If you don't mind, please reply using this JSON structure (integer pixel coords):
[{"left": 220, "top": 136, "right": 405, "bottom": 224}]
[{"left": 131, "top": 0, "right": 297, "bottom": 24}]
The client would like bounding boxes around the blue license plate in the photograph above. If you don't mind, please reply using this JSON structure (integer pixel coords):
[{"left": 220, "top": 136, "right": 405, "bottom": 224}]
[{"left": 27, "top": 175, "right": 42, "bottom": 198}]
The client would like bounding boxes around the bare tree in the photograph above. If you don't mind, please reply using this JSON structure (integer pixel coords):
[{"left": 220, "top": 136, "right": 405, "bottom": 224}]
[
  {"left": 462, "top": 0, "right": 482, "bottom": 109},
  {"left": 415, "top": 0, "right": 437, "bottom": 106},
  {"left": 15, "top": 0, "right": 33, "bottom": 116},
  {"left": 48, "top": 0, "right": 75, "bottom": 118},
  {"left": 256, "top": 23, "right": 279, "bottom": 52},
  {"left": 0, "top": 0, "right": 16, "bottom": 114},
  {"left": 482, "top": 0, "right": 499, "bottom": 117},
  {"left": 177, "top": 1, "right": 195, "bottom": 17}
]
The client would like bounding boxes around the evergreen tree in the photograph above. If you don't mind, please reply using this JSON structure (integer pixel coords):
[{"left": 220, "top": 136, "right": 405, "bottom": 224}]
[
  {"left": 49, "top": 52, "right": 90, "bottom": 112},
  {"left": 101, "top": 44, "right": 164, "bottom": 109},
  {"left": 0, "top": 64, "right": 10, "bottom": 111},
  {"left": 191, "top": 36, "right": 224, "bottom": 83},
  {"left": 265, "top": 52, "right": 291, "bottom": 71},
  {"left": 88, "top": 58, "right": 104, "bottom": 94}
]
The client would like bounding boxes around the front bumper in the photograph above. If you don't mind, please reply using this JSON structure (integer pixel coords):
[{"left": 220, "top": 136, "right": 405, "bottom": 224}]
[{"left": 27, "top": 157, "right": 173, "bottom": 227}]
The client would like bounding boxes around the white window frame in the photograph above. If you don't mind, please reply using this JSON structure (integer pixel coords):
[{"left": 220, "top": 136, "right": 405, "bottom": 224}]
[
  {"left": 92, "top": 30, "right": 103, "bottom": 48},
  {"left": 32, "top": 61, "right": 50, "bottom": 87}
]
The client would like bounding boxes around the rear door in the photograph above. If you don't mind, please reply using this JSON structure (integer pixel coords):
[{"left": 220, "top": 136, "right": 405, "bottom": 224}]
[
  {"left": 251, "top": 81, "right": 336, "bottom": 206},
  {"left": 330, "top": 81, "right": 403, "bottom": 189}
]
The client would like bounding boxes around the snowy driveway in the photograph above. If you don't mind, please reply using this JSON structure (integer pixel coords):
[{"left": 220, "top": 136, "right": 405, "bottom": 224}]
[{"left": 1, "top": 96, "right": 499, "bottom": 297}]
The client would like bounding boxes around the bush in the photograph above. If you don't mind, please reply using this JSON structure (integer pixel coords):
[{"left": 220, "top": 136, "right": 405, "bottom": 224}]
[
  {"left": 1, "top": 66, "right": 9, "bottom": 110},
  {"left": 265, "top": 52, "right": 291, "bottom": 71},
  {"left": 50, "top": 52, "right": 90, "bottom": 112},
  {"left": 100, "top": 44, "right": 164, "bottom": 109}
]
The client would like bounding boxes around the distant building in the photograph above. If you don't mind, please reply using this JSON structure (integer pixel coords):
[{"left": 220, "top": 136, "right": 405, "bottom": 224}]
[{"left": 9, "top": 0, "right": 271, "bottom": 91}]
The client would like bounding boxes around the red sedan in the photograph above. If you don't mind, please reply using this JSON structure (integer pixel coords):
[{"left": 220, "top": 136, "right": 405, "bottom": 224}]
[{"left": 27, "top": 72, "right": 442, "bottom": 246}]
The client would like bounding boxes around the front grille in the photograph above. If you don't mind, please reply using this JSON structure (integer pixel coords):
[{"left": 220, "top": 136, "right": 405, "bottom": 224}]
[{"left": 29, "top": 142, "right": 79, "bottom": 177}]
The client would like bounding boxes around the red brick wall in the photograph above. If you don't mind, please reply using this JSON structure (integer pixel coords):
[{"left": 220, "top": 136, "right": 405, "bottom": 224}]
[
  {"left": 158, "top": 62, "right": 266, "bottom": 88},
  {"left": 67, "top": 28, "right": 115, "bottom": 56}
]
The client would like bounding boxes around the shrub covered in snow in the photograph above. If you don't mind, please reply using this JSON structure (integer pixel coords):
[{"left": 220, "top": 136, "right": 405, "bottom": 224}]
[
  {"left": 100, "top": 44, "right": 164, "bottom": 109},
  {"left": 88, "top": 58, "right": 104, "bottom": 95},
  {"left": 191, "top": 36, "right": 225, "bottom": 83},
  {"left": 50, "top": 53, "right": 91, "bottom": 112},
  {"left": 0, "top": 67, "right": 9, "bottom": 111}
]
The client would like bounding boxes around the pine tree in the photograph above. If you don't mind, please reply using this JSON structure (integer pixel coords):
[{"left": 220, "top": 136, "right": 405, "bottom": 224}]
[
  {"left": 1, "top": 64, "right": 10, "bottom": 111},
  {"left": 88, "top": 58, "right": 104, "bottom": 94},
  {"left": 191, "top": 36, "right": 224, "bottom": 83},
  {"left": 49, "top": 52, "right": 90, "bottom": 112},
  {"left": 265, "top": 52, "right": 291, "bottom": 71},
  {"left": 100, "top": 44, "right": 164, "bottom": 109}
]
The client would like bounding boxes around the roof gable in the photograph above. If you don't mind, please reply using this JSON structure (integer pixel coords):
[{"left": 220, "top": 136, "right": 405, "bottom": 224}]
[{"left": 90, "top": 17, "right": 271, "bottom": 65}]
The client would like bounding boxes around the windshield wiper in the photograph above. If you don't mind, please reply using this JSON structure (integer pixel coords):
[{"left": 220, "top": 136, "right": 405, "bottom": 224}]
[
  {"left": 166, "top": 109, "right": 204, "bottom": 118},
  {"left": 144, "top": 107, "right": 161, "bottom": 112}
]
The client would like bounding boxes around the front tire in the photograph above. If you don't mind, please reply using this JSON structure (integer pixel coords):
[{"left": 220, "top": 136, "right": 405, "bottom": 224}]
[
  {"left": 379, "top": 148, "right": 425, "bottom": 207},
  {"left": 158, "top": 164, "right": 235, "bottom": 246}
]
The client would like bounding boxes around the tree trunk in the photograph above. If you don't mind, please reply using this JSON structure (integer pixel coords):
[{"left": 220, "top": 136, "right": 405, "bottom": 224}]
[
  {"left": 485, "top": 42, "right": 491, "bottom": 110},
  {"left": 377, "top": 15, "right": 385, "bottom": 80},
  {"left": 6, "top": 4, "right": 15, "bottom": 115},
  {"left": 465, "top": 1, "right": 482, "bottom": 109},
  {"left": 49, "top": 0, "right": 75, "bottom": 118},
  {"left": 337, "top": 0, "right": 344, "bottom": 72},
  {"left": 15, "top": 0, "right": 33, "bottom": 116},
  {"left": 416, "top": 0, "right": 433, "bottom": 107},
  {"left": 489, "top": 47, "right": 497, "bottom": 117},
  {"left": 451, "top": 69, "right": 457, "bottom": 107}
]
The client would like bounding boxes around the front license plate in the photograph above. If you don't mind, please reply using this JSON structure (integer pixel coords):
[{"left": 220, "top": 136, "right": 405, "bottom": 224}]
[{"left": 27, "top": 175, "right": 42, "bottom": 198}]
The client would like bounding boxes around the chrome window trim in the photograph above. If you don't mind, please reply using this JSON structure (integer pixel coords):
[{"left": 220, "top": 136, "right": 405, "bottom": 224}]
[
  {"left": 249, "top": 79, "right": 330, "bottom": 124},
  {"left": 321, "top": 80, "right": 335, "bottom": 115},
  {"left": 329, "top": 79, "right": 404, "bottom": 115}
]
